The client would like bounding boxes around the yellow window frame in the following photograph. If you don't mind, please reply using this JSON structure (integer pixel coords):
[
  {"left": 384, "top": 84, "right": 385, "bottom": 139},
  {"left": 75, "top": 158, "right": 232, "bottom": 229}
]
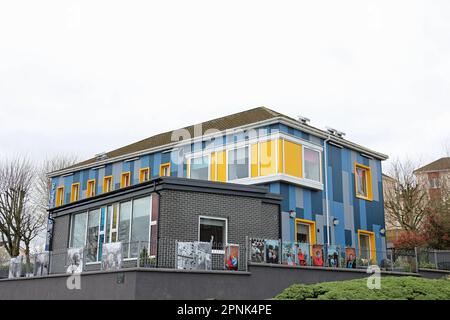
[
  {"left": 354, "top": 163, "right": 373, "bottom": 201},
  {"left": 357, "top": 229, "right": 377, "bottom": 262},
  {"left": 55, "top": 186, "right": 65, "bottom": 207},
  {"left": 160, "top": 163, "right": 171, "bottom": 177},
  {"left": 120, "top": 172, "right": 131, "bottom": 188},
  {"left": 86, "top": 179, "right": 96, "bottom": 198},
  {"left": 139, "top": 167, "right": 150, "bottom": 183},
  {"left": 294, "top": 218, "right": 316, "bottom": 245},
  {"left": 103, "top": 176, "right": 114, "bottom": 193},
  {"left": 70, "top": 183, "right": 80, "bottom": 203}
]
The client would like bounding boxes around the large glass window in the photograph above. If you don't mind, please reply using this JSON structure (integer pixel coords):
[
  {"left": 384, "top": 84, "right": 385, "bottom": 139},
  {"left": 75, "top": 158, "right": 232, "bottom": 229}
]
[
  {"left": 86, "top": 209, "right": 100, "bottom": 262},
  {"left": 70, "top": 212, "right": 87, "bottom": 248},
  {"left": 227, "top": 147, "right": 249, "bottom": 180},
  {"left": 304, "top": 148, "right": 320, "bottom": 181},
  {"left": 130, "top": 197, "right": 151, "bottom": 257},
  {"left": 190, "top": 156, "right": 209, "bottom": 180},
  {"left": 119, "top": 201, "right": 132, "bottom": 258},
  {"left": 199, "top": 217, "right": 227, "bottom": 251}
]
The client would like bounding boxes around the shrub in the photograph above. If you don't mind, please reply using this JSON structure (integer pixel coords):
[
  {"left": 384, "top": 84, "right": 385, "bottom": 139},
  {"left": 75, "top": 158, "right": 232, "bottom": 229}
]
[{"left": 274, "top": 276, "right": 450, "bottom": 300}]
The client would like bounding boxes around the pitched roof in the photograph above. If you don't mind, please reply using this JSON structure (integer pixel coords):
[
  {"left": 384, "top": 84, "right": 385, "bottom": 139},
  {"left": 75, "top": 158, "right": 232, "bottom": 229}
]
[
  {"left": 53, "top": 106, "right": 388, "bottom": 176},
  {"left": 414, "top": 157, "right": 450, "bottom": 173},
  {"left": 65, "top": 107, "right": 288, "bottom": 170}
]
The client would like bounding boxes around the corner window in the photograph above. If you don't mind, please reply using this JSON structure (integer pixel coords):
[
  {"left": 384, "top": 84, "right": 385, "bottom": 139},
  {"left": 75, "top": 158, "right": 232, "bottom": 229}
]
[
  {"left": 118, "top": 201, "right": 132, "bottom": 258},
  {"left": 103, "top": 176, "right": 113, "bottom": 193},
  {"left": 70, "top": 183, "right": 80, "bottom": 203},
  {"left": 120, "top": 172, "right": 131, "bottom": 188},
  {"left": 86, "top": 179, "right": 96, "bottom": 198},
  {"left": 199, "top": 216, "right": 227, "bottom": 252},
  {"left": 56, "top": 186, "right": 65, "bottom": 207},
  {"left": 227, "top": 147, "right": 249, "bottom": 180},
  {"left": 190, "top": 155, "right": 209, "bottom": 180},
  {"left": 70, "top": 212, "right": 87, "bottom": 248},
  {"left": 160, "top": 163, "right": 171, "bottom": 177},
  {"left": 304, "top": 148, "right": 321, "bottom": 182},
  {"left": 355, "top": 163, "right": 372, "bottom": 200},
  {"left": 139, "top": 167, "right": 150, "bottom": 183}
]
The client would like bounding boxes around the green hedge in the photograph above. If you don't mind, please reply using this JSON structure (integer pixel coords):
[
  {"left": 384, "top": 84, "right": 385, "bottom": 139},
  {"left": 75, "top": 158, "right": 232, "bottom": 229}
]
[{"left": 274, "top": 276, "right": 450, "bottom": 300}]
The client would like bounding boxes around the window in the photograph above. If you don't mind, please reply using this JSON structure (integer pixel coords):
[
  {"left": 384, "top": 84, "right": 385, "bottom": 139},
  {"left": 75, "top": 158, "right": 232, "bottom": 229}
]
[
  {"left": 358, "top": 230, "right": 376, "bottom": 262},
  {"left": 227, "top": 147, "right": 249, "bottom": 180},
  {"left": 160, "top": 163, "right": 171, "bottom": 177},
  {"left": 429, "top": 177, "right": 440, "bottom": 189},
  {"left": 189, "top": 155, "right": 209, "bottom": 180},
  {"left": 295, "top": 219, "right": 316, "bottom": 244},
  {"left": 199, "top": 216, "right": 227, "bottom": 252},
  {"left": 106, "top": 204, "right": 119, "bottom": 243},
  {"left": 70, "top": 212, "right": 87, "bottom": 248},
  {"left": 55, "top": 186, "right": 65, "bottom": 207},
  {"left": 139, "top": 167, "right": 150, "bottom": 183},
  {"left": 304, "top": 148, "right": 321, "bottom": 182},
  {"left": 86, "top": 179, "right": 96, "bottom": 198},
  {"left": 103, "top": 176, "right": 113, "bottom": 193},
  {"left": 355, "top": 163, "right": 373, "bottom": 200},
  {"left": 70, "top": 183, "right": 80, "bottom": 203},
  {"left": 130, "top": 197, "right": 151, "bottom": 257},
  {"left": 118, "top": 201, "right": 132, "bottom": 258},
  {"left": 86, "top": 209, "right": 100, "bottom": 262},
  {"left": 120, "top": 172, "right": 131, "bottom": 188}
]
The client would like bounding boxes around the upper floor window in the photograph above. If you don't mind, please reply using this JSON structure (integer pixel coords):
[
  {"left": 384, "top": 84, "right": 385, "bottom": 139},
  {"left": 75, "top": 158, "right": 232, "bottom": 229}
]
[
  {"left": 355, "top": 163, "right": 372, "bottom": 201},
  {"left": 139, "top": 167, "right": 150, "bottom": 183},
  {"left": 160, "top": 163, "right": 171, "bottom": 177},
  {"left": 227, "top": 146, "right": 249, "bottom": 181},
  {"left": 56, "top": 186, "right": 65, "bottom": 207},
  {"left": 429, "top": 177, "right": 440, "bottom": 189},
  {"left": 86, "top": 179, "right": 96, "bottom": 198},
  {"left": 103, "top": 176, "right": 113, "bottom": 193},
  {"left": 70, "top": 183, "right": 80, "bottom": 203},
  {"left": 120, "top": 172, "right": 131, "bottom": 188},
  {"left": 190, "top": 155, "right": 209, "bottom": 180},
  {"left": 304, "top": 147, "right": 321, "bottom": 182}
]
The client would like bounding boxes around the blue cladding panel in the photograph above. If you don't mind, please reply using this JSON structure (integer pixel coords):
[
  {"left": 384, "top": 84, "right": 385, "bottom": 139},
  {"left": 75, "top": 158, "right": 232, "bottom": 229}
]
[{"left": 50, "top": 120, "right": 386, "bottom": 253}]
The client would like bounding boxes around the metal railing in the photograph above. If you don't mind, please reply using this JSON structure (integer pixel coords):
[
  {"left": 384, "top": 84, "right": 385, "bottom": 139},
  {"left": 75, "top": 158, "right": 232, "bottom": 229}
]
[
  {"left": 417, "top": 248, "right": 450, "bottom": 271},
  {"left": 247, "top": 238, "right": 419, "bottom": 273}
]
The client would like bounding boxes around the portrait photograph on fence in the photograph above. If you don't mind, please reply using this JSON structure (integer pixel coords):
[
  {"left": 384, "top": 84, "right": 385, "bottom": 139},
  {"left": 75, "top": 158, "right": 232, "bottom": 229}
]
[
  {"left": 8, "top": 256, "right": 22, "bottom": 279},
  {"left": 224, "top": 244, "right": 239, "bottom": 270},
  {"left": 250, "top": 238, "right": 265, "bottom": 263},
  {"left": 66, "top": 248, "right": 83, "bottom": 274},
  {"left": 101, "top": 242, "right": 122, "bottom": 271}
]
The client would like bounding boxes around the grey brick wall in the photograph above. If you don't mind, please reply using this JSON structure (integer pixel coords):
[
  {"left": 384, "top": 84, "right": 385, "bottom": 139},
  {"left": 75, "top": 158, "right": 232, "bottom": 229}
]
[
  {"left": 50, "top": 214, "right": 70, "bottom": 274},
  {"left": 157, "top": 189, "right": 280, "bottom": 270}
]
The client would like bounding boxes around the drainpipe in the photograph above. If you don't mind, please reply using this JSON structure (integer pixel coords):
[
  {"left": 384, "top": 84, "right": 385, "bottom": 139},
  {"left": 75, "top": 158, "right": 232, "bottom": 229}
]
[{"left": 323, "top": 134, "right": 332, "bottom": 246}]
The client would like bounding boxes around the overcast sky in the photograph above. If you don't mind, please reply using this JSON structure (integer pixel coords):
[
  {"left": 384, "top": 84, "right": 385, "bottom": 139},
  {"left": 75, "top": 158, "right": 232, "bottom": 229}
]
[{"left": 1, "top": 1, "right": 449, "bottom": 172}]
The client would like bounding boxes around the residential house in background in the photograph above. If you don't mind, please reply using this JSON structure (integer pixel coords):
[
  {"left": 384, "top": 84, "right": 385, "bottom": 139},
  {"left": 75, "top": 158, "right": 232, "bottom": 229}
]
[
  {"left": 47, "top": 107, "right": 389, "bottom": 267},
  {"left": 414, "top": 157, "right": 450, "bottom": 201}
]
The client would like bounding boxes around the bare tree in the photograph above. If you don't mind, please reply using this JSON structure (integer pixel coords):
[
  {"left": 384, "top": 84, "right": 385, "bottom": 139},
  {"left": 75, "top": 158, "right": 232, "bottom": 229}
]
[
  {"left": 384, "top": 158, "right": 430, "bottom": 232},
  {"left": 0, "top": 157, "right": 35, "bottom": 257},
  {"left": 34, "top": 155, "right": 79, "bottom": 214}
]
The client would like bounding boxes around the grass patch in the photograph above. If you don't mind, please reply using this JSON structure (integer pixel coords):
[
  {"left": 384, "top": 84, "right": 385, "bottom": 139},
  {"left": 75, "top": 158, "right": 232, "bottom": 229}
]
[{"left": 274, "top": 276, "right": 450, "bottom": 300}]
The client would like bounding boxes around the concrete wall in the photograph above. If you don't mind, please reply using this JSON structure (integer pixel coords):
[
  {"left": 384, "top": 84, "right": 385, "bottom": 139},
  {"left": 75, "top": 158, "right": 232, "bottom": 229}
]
[{"left": 0, "top": 264, "right": 422, "bottom": 300}]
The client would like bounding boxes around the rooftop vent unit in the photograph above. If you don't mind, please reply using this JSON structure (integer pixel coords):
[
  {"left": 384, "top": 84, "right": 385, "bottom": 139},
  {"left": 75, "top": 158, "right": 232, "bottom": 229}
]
[
  {"left": 297, "top": 116, "right": 310, "bottom": 125},
  {"left": 95, "top": 152, "right": 108, "bottom": 161},
  {"left": 325, "top": 127, "right": 346, "bottom": 138}
]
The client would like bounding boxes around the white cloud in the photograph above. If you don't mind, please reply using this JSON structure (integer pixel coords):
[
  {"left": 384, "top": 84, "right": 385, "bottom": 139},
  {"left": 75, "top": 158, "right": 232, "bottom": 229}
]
[{"left": 0, "top": 0, "right": 449, "bottom": 171}]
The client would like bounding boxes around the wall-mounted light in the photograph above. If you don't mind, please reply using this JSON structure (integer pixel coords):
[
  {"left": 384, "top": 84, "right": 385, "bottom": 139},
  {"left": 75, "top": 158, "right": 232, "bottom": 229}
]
[
  {"left": 333, "top": 218, "right": 339, "bottom": 226},
  {"left": 379, "top": 228, "right": 386, "bottom": 236},
  {"left": 289, "top": 210, "right": 296, "bottom": 218}
]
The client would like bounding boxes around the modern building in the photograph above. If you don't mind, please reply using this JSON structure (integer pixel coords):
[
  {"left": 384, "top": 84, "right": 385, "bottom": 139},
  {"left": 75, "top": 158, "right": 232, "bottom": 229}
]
[{"left": 47, "top": 107, "right": 388, "bottom": 266}]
